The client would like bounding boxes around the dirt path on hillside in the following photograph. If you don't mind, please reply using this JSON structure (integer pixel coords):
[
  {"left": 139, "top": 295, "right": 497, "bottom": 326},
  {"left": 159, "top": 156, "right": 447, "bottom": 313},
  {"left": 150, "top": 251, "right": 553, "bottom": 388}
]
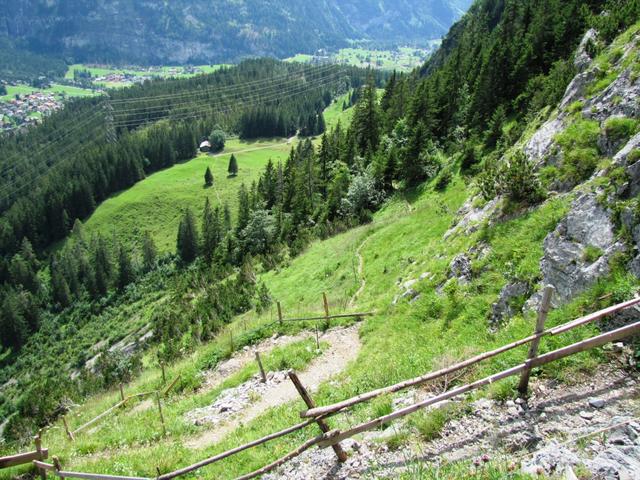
[
  {"left": 348, "top": 236, "right": 370, "bottom": 309},
  {"left": 185, "top": 324, "right": 361, "bottom": 449},
  {"left": 199, "top": 330, "right": 313, "bottom": 393}
]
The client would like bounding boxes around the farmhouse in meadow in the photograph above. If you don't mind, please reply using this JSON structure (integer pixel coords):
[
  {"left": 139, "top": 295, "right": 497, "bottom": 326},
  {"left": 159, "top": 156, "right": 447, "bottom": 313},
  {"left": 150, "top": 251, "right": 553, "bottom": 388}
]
[{"left": 199, "top": 140, "right": 211, "bottom": 152}]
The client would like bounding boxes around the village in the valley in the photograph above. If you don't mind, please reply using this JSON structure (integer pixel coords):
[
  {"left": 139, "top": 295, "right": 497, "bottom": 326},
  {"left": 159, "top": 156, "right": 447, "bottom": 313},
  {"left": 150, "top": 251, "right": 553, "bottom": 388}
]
[{"left": 0, "top": 89, "right": 63, "bottom": 133}]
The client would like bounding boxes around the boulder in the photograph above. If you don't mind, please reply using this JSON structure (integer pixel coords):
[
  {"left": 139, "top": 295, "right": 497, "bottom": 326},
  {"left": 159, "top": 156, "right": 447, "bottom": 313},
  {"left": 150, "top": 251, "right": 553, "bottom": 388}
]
[
  {"left": 521, "top": 442, "right": 581, "bottom": 476},
  {"left": 587, "top": 446, "right": 640, "bottom": 480}
]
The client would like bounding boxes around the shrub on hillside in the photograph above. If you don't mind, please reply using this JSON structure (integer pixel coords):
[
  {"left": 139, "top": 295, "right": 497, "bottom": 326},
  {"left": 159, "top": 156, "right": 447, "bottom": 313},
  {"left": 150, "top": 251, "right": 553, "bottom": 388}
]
[
  {"left": 603, "top": 117, "right": 639, "bottom": 144},
  {"left": 209, "top": 128, "right": 226, "bottom": 152},
  {"left": 478, "top": 151, "right": 545, "bottom": 205}
]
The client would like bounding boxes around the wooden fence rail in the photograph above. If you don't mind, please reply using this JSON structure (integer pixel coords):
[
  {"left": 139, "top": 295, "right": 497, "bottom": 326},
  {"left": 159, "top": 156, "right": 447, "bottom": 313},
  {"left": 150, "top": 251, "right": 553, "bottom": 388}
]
[
  {"left": 303, "top": 294, "right": 640, "bottom": 419},
  {"left": 318, "top": 318, "right": 640, "bottom": 448}
]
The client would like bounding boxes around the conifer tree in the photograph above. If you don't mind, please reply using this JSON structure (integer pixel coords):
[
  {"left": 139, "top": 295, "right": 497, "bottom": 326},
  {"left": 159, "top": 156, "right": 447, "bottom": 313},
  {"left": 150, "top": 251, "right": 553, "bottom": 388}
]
[
  {"left": 204, "top": 166, "right": 214, "bottom": 187},
  {"left": 142, "top": 231, "right": 157, "bottom": 272},
  {"left": 50, "top": 257, "right": 72, "bottom": 308},
  {"left": 202, "top": 198, "right": 222, "bottom": 264},
  {"left": 236, "top": 184, "right": 251, "bottom": 235},
  {"left": 228, "top": 154, "right": 238, "bottom": 177},
  {"left": 117, "top": 244, "right": 135, "bottom": 291},
  {"left": 351, "top": 81, "right": 381, "bottom": 156},
  {"left": 223, "top": 201, "right": 232, "bottom": 232},
  {"left": 177, "top": 208, "right": 199, "bottom": 263},
  {"left": 93, "top": 236, "right": 113, "bottom": 296}
]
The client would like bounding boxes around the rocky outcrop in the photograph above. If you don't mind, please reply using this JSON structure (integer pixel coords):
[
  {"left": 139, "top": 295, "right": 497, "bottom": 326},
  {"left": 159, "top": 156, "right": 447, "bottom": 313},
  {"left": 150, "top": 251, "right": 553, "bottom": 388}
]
[
  {"left": 444, "top": 196, "right": 499, "bottom": 239},
  {"left": 448, "top": 254, "right": 472, "bottom": 284},
  {"left": 489, "top": 281, "right": 530, "bottom": 327},
  {"left": 583, "top": 68, "right": 640, "bottom": 122},
  {"left": 574, "top": 28, "right": 598, "bottom": 73},
  {"left": 527, "top": 193, "right": 626, "bottom": 308},
  {"left": 524, "top": 117, "right": 564, "bottom": 166}
]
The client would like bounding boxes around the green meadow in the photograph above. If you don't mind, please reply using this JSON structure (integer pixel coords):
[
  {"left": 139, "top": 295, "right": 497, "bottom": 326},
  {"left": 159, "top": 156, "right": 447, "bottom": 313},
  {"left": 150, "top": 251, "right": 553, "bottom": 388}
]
[
  {"left": 0, "top": 83, "right": 98, "bottom": 102},
  {"left": 81, "top": 138, "right": 294, "bottom": 254}
]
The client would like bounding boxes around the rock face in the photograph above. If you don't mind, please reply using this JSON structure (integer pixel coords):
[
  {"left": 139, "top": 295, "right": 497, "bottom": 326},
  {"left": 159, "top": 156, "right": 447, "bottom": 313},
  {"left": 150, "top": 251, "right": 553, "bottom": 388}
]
[
  {"left": 489, "top": 281, "right": 530, "bottom": 327},
  {"left": 449, "top": 254, "right": 472, "bottom": 284},
  {"left": 583, "top": 68, "right": 640, "bottom": 123},
  {"left": 574, "top": 28, "right": 598, "bottom": 73},
  {"left": 529, "top": 193, "right": 625, "bottom": 307},
  {"left": 444, "top": 196, "right": 499, "bottom": 238}
]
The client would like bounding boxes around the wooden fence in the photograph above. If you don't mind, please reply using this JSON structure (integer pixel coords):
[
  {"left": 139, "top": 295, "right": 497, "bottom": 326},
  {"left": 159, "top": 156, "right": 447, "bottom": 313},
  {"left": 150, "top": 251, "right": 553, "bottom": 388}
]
[
  {"left": 0, "top": 431, "right": 48, "bottom": 479},
  {"left": 27, "top": 289, "right": 640, "bottom": 480},
  {"left": 63, "top": 383, "right": 178, "bottom": 441}
]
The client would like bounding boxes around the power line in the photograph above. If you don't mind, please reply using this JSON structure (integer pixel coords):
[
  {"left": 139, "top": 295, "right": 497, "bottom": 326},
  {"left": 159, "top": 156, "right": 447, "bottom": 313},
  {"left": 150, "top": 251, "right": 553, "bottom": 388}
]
[
  {"left": 0, "top": 71, "right": 344, "bottom": 206},
  {"left": 111, "top": 72, "right": 343, "bottom": 128}
]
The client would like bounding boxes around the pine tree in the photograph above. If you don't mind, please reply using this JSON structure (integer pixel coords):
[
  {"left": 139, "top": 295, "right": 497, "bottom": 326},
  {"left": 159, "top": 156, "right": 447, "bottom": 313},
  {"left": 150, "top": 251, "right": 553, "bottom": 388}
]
[
  {"left": 204, "top": 166, "right": 214, "bottom": 187},
  {"left": 351, "top": 80, "right": 381, "bottom": 156},
  {"left": 228, "top": 154, "right": 238, "bottom": 177},
  {"left": 50, "top": 257, "right": 72, "bottom": 308},
  {"left": 177, "top": 208, "right": 199, "bottom": 263},
  {"left": 202, "top": 198, "right": 222, "bottom": 264},
  {"left": 142, "top": 231, "right": 157, "bottom": 272},
  {"left": 236, "top": 184, "right": 251, "bottom": 235},
  {"left": 117, "top": 244, "right": 135, "bottom": 291},
  {"left": 223, "top": 201, "right": 232, "bottom": 232}
]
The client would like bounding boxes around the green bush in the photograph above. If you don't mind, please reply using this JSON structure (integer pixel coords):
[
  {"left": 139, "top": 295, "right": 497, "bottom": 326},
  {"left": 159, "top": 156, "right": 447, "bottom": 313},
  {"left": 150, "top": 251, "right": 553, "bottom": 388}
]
[
  {"left": 582, "top": 245, "right": 604, "bottom": 263},
  {"left": 410, "top": 402, "right": 462, "bottom": 441},
  {"left": 555, "top": 119, "right": 601, "bottom": 182},
  {"left": 603, "top": 117, "right": 639, "bottom": 144}
]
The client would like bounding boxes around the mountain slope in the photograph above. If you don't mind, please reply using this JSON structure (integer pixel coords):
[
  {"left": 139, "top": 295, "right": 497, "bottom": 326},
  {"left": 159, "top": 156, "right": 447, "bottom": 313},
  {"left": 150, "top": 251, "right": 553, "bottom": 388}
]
[{"left": 0, "top": 0, "right": 472, "bottom": 65}]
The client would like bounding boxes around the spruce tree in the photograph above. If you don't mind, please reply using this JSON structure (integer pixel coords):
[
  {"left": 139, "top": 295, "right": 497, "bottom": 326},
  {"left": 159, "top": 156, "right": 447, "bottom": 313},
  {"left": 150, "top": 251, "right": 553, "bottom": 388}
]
[
  {"left": 204, "top": 166, "right": 214, "bottom": 187},
  {"left": 352, "top": 80, "right": 381, "bottom": 156},
  {"left": 141, "top": 232, "right": 157, "bottom": 272},
  {"left": 202, "top": 198, "right": 222, "bottom": 264},
  {"left": 177, "top": 208, "right": 199, "bottom": 263},
  {"left": 92, "top": 236, "right": 113, "bottom": 296},
  {"left": 50, "top": 257, "right": 72, "bottom": 308},
  {"left": 228, "top": 154, "right": 238, "bottom": 177},
  {"left": 223, "top": 201, "right": 232, "bottom": 232},
  {"left": 236, "top": 184, "right": 251, "bottom": 235},
  {"left": 117, "top": 244, "right": 135, "bottom": 291}
]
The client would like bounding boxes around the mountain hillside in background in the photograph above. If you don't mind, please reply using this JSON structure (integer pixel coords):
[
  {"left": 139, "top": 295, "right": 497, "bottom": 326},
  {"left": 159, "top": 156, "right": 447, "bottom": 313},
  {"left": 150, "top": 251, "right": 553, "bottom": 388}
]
[{"left": 0, "top": 0, "right": 471, "bottom": 65}]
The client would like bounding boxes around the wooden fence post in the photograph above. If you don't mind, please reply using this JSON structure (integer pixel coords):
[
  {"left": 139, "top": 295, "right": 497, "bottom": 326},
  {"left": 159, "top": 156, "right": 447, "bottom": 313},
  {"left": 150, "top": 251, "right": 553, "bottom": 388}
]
[
  {"left": 34, "top": 430, "right": 46, "bottom": 480},
  {"left": 322, "top": 292, "right": 330, "bottom": 327},
  {"left": 161, "top": 362, "right": 166, "bottom": 384},
  {"left": 62, "top": 416, "right": 74, "bottom": 442},
  {"left": 277, "top": 302, "right": 283, "bottom": 325},
  {"left": 119, "top": 384, "right": 125, "bottom": 402},
  {"left": 255, "top": 352, "right": 267, "bottom": 383},
  {"left": 288, "top": 371, "right": 347, "bottom": 463},
  {"left": 52, "top": 456, "right": 64, "bottom": 480},
  {"left": 518, "top": 285, "right": 554, "bottom": 396},
  {"left": 155, "top": 392, "right": 167, "bottom": 436}
]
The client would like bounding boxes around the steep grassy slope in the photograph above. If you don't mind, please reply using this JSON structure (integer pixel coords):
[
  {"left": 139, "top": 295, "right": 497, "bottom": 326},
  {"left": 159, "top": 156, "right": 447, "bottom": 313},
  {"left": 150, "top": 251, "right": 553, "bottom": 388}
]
[{"left": 3, "top": 163, "right": 630, "bottom": 478}]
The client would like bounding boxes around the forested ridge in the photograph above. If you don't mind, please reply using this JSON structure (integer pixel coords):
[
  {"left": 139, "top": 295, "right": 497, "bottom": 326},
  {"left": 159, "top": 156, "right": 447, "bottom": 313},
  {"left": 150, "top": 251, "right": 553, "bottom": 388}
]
[
  {"left": 0, "top": 0, "right": 470, "bottom": 65},
  {"left": 1, "top": 0, "right": 639, "bottom": 447}
]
